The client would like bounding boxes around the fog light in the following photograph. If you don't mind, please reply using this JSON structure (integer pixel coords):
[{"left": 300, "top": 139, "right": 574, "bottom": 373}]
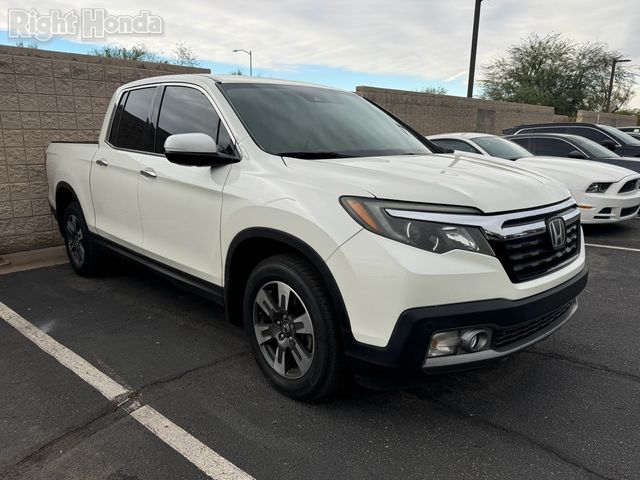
[
  {"left": 427, "top": 331, "right": 461, "bottom": 358},
  {"left": 460, "top": 328, "right": 491, "bottom": 352}
]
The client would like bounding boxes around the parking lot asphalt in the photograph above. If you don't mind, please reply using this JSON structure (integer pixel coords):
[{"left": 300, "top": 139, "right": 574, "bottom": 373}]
[{"left": 1, "top": 219, "right": 639, "bottom": 480}]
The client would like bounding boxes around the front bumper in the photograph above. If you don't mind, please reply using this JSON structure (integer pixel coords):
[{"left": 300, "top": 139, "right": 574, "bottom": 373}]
[
  {"left": 577, "top": 189, "right": 640, "bottom": 224},
  {"left": 343, "top": 267, "right": 588, "bottom": 373}
]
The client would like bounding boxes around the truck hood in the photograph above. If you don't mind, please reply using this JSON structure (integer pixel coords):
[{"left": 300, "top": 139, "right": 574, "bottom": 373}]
[
  {"left": 516, "top": 156, "right": 638, "bottom": 190},
  {"left": 284, "top": 152, "right": 570, "bottom": 213}
]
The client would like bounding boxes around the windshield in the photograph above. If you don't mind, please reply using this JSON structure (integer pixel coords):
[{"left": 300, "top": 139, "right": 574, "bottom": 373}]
[
  {"left": 471, "top": 136, "right": 533, "bottom": 160},
  {"left": 219, "top": 83, "right": 434, "bottom": 158},
  {"left": 572, "top": 136, "right": 621, "bottom": 159},
  {"left": 598, "top": 124, "right": 640, "bottom": 146}
]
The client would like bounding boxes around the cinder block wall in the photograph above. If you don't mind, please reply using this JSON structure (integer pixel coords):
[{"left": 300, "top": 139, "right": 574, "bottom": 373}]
[
  {"left": 356, "top": 86, "right": 556, "bottom": 135},
  {"left": 0, "top": 45, "right": 209, "bottom": 255},
  {"left": 576, "top": 110, "right": 637, "bottom": 127}
]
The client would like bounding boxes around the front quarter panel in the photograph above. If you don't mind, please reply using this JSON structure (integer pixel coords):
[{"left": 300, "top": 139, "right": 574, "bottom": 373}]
[{"left": 220, "top": 146, "right": 365, "bottom": 278}]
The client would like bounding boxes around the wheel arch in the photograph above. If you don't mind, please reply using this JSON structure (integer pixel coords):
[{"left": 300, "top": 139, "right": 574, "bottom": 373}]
[
  {"left": 54, "top": 182, "right": 80, "bottom": 230},
  {"left": 224, "top": 227, "right": 353, "bottom": 337}
]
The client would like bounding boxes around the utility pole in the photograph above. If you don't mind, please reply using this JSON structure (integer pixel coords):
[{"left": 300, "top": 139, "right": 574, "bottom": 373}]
[
  {"left": 605, "top": 58, "right": 630, "bottom": 112},
  {"left": 466, "top": 0, "right": 483, "bottom": 98}
]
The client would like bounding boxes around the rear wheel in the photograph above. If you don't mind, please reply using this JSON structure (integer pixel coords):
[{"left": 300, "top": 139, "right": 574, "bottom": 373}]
[
  {"left": 62, "top": 201, "right": 100, "bottom": 276},
  {"left": 243, "top": 254, "right": 345, "bottom": 401}
]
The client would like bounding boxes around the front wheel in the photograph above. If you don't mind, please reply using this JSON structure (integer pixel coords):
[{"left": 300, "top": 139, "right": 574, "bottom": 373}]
[{"left": 243, "top": 254, "right": 346, "bottom": 401}]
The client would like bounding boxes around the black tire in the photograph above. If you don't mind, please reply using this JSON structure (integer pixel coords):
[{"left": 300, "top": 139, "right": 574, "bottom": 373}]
[
  {"left": 243, "top": 253, "right": 346, "bottom": 401},
  {"left": 62, "top": 201, "right": 100, "bottom": 276}
]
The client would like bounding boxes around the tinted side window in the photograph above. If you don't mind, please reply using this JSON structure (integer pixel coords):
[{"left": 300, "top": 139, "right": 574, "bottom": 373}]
[
  {"left": 532, "top": 138, "right": 575, "bottom": 157},
  {"left": 432, "top": 139, "right": 480, "bottom": 154},
  {"left": 570, "top": 127, "right": 611, "bottom": 143},
  {"left": 115, "top": 87, "right": 156, "bottom": 151},
  {"left": 509, "top": 137, "right": 530, "bottom": 150},
  {"left": 155, "top": 86, "right": 235, "bottom": 155},
  {"left": 108, "top": 91, "right": 127, "bottom": 145}
]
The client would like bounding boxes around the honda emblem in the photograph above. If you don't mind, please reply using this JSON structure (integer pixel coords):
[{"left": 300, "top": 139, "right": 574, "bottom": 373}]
[{"left": 547, "top": 217, "right": 566, "bottom": 250}]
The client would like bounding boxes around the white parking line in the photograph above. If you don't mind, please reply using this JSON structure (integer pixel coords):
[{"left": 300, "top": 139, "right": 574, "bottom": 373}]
[
  {"left": 0, "top": 302, "right": 129, "bottom": 401},
  {"left": 0, "top": 302, "right": 254, "bottom": 480},
  {"left": 585, "top": 243, "right": 640, "bottom": 253}
]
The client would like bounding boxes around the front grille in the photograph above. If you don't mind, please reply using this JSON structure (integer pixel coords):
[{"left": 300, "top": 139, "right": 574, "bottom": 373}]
[
  {"left": 492, "top": 301, "right": 573, "bottom": 349},
  {"left": 621, "top": 206, "right": 639, "bottom": 217},
  {"left": 619, "top": 179, "right": 639, "bottom": 193},
  {"left": 489, "top": 217, "right": 580, "bottom": 283}
]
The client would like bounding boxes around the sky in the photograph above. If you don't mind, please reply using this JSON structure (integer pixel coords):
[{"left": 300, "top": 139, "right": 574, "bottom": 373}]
[{"left": 1, "top": 0, "right": 639, "bottom": 108}]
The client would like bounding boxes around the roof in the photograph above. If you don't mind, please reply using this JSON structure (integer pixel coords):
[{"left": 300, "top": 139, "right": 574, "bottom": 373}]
[
  {"left": 509, "top": 122, "right": 605, "bottom": 128},
  {"left": 116, "top": 73, "right": 345, "bottom": 91},
  {"left": 428, "top": 132, "right": 494, "bottom": 140},
  {"left": 503, "top": 132, "right": 583, "bottom": 141}
]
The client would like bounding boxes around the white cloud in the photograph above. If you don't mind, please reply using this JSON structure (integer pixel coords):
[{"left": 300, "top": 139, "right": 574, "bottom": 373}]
[{"left": 2, "top": 0, "right": 639, "bottom": 94}]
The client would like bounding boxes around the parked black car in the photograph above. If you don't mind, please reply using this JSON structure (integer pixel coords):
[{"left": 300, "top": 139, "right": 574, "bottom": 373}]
[
  {"left": 504, "top": 133, "right": 640, "bottom": 174},
  {"left": 619, "top": 126, "right": 640, "bottom": 134},
  {"left": 503, "top": 122, "right": 640, "bottom": 157}
]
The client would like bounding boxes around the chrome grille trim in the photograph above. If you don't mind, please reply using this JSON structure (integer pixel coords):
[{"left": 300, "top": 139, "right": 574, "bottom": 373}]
[{"left": 385, "top": 198, "right": 578, "bottom": 240}]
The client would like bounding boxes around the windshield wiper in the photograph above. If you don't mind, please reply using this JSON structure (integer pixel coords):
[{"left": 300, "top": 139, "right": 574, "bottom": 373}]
[{"left": 277, "top": 151, "right": 355, "bottom": 159}]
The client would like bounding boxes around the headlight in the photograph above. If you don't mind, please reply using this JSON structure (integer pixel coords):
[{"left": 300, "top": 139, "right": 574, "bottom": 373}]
[
  {"left": 340, "top": 197, "right": 494, "bottom": 255},
  {"left": 585, "top": 182, "right": 613, "bottom": 193}
]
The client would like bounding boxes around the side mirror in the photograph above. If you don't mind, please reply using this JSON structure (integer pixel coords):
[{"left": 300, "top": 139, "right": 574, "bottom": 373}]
[
  {"left": 164, "top": 133, "right": 240, "bottom": 166},
  {"left": 600, "top": 139, "right": 617, "bottom": 151},
  {"left": 568, "top": 150, "right": 587, "bottom": 159}
]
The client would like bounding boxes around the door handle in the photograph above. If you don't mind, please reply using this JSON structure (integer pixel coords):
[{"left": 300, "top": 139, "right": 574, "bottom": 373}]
[
  {"left": 140, "top": 168, "right": 157, "bottom": 179},
  {"left": 96, "top": 158, "right": 108, "bottom": 167}
]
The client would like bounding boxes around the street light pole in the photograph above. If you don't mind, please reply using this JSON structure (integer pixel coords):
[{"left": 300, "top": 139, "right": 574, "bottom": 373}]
[
  {"left": 232, "top": 49, "right": 253, "bottom": 76},
  {"left": 605, "top": 58, "right": 630, "bottom": 112},
  {"left": 466, "top": 0, "right": 483, "bottom": 98}
]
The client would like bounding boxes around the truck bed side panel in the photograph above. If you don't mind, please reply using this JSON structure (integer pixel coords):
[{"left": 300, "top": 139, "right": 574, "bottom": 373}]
[{"left": 46, "top": 142, "right": 100, "bottom": 229}]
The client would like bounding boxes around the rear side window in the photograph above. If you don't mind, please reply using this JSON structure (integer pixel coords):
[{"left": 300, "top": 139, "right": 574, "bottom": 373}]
[
  {"left": 532, "top": 138, "right": 576, "bottom": 157},
  {"left": 509, "top": 137, "right": 531, "bottom": 150},
  {"left": 570, "top": 127, "right": 612, "bottom": 144},
  {"left": 431, "top": 139, "right": 480, "bottom": 154},
  {"left": 108, "top": 92, "right": 127, "bottom": 145},
  {"left": 112, "top": 87, "right": 156, "bottom": 152},
  {"left": 155, "top": 86, "right": 235, "bottom": 155}
]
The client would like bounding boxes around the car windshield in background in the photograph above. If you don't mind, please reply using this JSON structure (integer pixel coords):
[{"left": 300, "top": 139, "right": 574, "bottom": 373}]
[
  {"left": 219, "top": 83, "right": 434, "bottom": 158},
  {"left": 572, "top": 136, "right": 622, "bottom": 159},
  {"left": 472, "top": 136, "right": 533, "bottom": 160},
  {"left": 598, "top": 124, "right": 640, "bottom": 146}
]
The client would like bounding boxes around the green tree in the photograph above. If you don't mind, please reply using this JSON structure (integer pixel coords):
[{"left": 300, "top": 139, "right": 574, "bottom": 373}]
[
  {"left": 480, "top": 33, "right": 637, "bottom": 115},
  {"left": 173, "top": 41, "right": 198, "bottom": 67},
  {"left": 15, "top": 40, "right": 40, "bottom": 49},
  {"left": 90, "top": 42, "right": 199, "bottom": 67},
  {"left": 416, "top": 86, "right": 448, "bottom": 95},
  {"left": 90, "top": 43, "right": 163, "bottom": 62}
]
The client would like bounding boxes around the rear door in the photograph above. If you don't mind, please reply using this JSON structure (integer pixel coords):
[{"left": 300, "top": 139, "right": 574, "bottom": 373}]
[
  {"left": 137, "top": 84, "right": 237, "bottom": 285},
  {"left": 91, "top": 86, "right": 157, "bottom": 248},
  {"left": 530, "top": 137, "right": 579, "bottom": 158}
]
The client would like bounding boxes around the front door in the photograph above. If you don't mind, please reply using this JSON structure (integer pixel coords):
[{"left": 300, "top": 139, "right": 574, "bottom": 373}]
[{"left": 137, "top": 85, "right": 236, "bottom": 285}]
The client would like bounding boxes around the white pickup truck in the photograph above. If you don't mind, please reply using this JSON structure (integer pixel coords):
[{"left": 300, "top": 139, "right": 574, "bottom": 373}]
[{"left": 46, "top": 75, "right": 588, "bottom": 400}]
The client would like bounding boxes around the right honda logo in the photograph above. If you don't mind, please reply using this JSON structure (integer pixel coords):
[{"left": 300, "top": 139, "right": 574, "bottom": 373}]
[{"left": 547, "top": 217, "right": 566, "bottom": 250}]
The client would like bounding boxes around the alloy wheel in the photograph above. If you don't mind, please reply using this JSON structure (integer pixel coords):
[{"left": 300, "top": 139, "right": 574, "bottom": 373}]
[
  {"left": 66, "top": 214, "right": 85, "bottom": 267},
  {"left": 252, "top": 281, "right": 315, "bottom": 379}
]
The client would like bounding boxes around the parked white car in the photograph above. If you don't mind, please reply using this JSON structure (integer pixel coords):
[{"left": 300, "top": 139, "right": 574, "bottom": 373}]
[
  {"left": 47, "top": 76, "right": 588, "bottom": 400},
  {"left": 429, "top": 133, "right": 640, "bottom": 224}
]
